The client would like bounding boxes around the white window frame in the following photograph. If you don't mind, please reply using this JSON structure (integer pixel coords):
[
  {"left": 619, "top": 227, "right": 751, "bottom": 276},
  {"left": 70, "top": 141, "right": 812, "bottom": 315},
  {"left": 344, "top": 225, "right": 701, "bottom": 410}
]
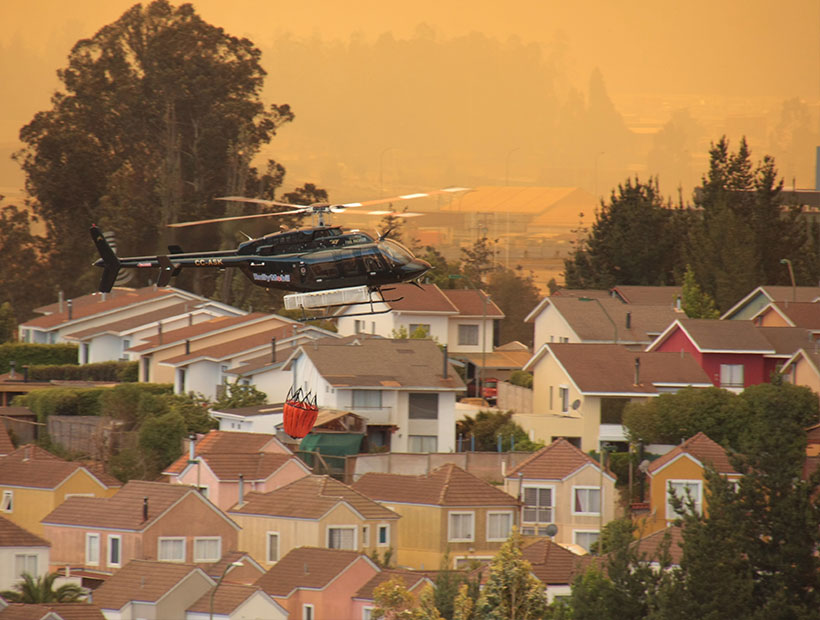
[
  {"left": 522, "top": 484, "right": 555, "bottom": 525},
  {"left": 666, "top": 479, "right": 703, "bottom": 520},
  {"left": 193, "top": 536, "right": 222, "bottom": 562},
  {"left": 572, "top": 486, "right": 601, "bottom": 516},
  {"left": 327, "top": 525, "right": 357, "bottom": 550},
  {"left": 377, "top": 524, "right": 390, "bottom": 547},
  {"left": 1, "top": 490, "right": 13, "bottom": 513},
  {"left": 303, "top": 603, "right": 315, "bottom": 620},
  {"left": 14, "top": 553, "right": 38, "bottom": 579},
  {"left": 486, "top": 510, "right": 514, "bottom": 542},
  {"left": 457, "top": 323, "right": 479, "bottom": 346},
  {"left": 448, "top": 511, "right": 475, "bottom": 543},
  {"left": 362, "top": 525, "right": 370, "bottom": 547},
  {"left": 363, "top": 607, "right": 375, "bottom": 620},
  {"left": 573, "top": 529, "right": 600, "bottom": 552},
  {"left": 157, "top": 536, "right": 186, "bottom": 562},
  {"left": 107, "top": 534, "right": 122, "bottom": 568},
  {"left": 86, "top": 533, "right": 100, "bottom": 566},
  {"left": 266, "top": 531, "right": 280, "bottom": 564}
]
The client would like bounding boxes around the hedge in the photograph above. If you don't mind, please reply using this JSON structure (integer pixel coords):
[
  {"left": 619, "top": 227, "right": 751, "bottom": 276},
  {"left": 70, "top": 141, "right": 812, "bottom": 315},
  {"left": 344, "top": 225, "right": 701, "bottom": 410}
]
[
  {"left": 0, "top": 343, "right": 78, "bottom": 373},
  {"left": 28, "top": 361, "right": 138, "bottom": 383}
]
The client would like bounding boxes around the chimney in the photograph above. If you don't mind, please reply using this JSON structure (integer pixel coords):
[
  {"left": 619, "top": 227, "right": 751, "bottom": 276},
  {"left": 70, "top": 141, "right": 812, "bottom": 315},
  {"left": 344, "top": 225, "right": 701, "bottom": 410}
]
[
  {"left": 188, "top": 434, "right": 196, "bottom": 461},
  {"left": 676, "top": 295, "right": 682, "bottom": 311},
  {"left": 625, "top": 312, "right": 632, "bottom": 329},
  {"left": 58, "top": 290, "right": 64, "bottom": 314},
  {"left": 634, "top": 357, "right": 641, "bottom": 386},
  {"left": 8, "top": 361, "right": 15, "bottom": 380},
  {"left": 185, "top": 340, "right": 190, "bottom": 355},
  {"left": 271, "top": 338, "right": 276, "bottom": 364},
  {"left": 67, "top": 299, "right": 73, "bottom": 321},
  {"left": 238, "top": 474, "right": 245, "bottom": 507},
  {"left": 143, "top": 497, "right": 149, "bottom": 522},
  {"left": 442, "top": 344, "right": 449, "bottom": 379}
]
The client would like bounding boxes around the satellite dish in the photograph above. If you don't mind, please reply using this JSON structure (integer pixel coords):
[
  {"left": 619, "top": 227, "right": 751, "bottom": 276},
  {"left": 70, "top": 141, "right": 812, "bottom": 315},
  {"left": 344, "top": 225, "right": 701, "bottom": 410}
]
[
  {"left": 544, "top": 523, "right": 558, "bottom": 538},
  {"left": 571, "top": 399, "right": 581, "bottom": 410},
  {"left": 638, "top": 459, "right": 650, "bottom": 474}
]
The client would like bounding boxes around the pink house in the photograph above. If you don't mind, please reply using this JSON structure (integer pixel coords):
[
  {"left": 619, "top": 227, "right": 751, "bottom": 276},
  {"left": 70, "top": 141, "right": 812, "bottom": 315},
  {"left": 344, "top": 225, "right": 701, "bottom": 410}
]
[
  {"left": 351, "top": 569, "right": 434, "bottom": 619},
  {"left": 255, "top": 547, "right": 380, "bottom": 619},
  {"left": 647, "top": 319, "right": 810, "bottom": 391}
]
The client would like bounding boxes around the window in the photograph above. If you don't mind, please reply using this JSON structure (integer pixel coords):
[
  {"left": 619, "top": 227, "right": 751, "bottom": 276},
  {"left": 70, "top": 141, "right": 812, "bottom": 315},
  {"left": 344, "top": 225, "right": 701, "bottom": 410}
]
[
  {"left": 362, "top": 525, "right": 370, "bottom": 547},
  {"left": 522, "top": 487, "right": 553, "bottom": 523},
  {"left": 142, "top": 357, "right": 151, "bottom": 382},
  {"left": 363, "top": 608, "right": 375, "bottom": 620},
  {"left": 303, "top": 604, "right": 315, "bottom": 620},
  {"left": 352, "top": 389, "right": 382, "bottom": 409},
  {"left": 1, "top": 490, "right": 13, "bottom": 513},
  {"left": 328, "top": 526, "right": 356, "bottom": 550},
  {"left": 86, "top": 533, "right": 100, "bottom": 565},
  {"left": 408, "top": 323, "right": 431, "bottom": 337},
  {"left": 448, "top": 511, "right": 475, "bottom": 542},
  {"left": 354, "top": 319, "right": 363, "bottom": 334},
  {"left": 573, "top": 487, "right": 601, "bottom": 516},
  {"left": 378, "top": 524, "right": 389, "bottom": 546},
  {"left": 559, "top": 387, "right": 569, "bottom": 413},
  {"left": 408, "top": 393, "right": 438, "bottom": 419},
  {"left": 158, "top": 537, "right": 186, "bottom": 562},
  {"left": 487, "top": 511, "right": 513, "bottom": 541},
  {"left": 408, "top": 435, "right": 438, "bottom": 453},
  {"left": 458, "top": 324, "right": 479, "bottom": 346},
  {"left": 194, "top": 537, "right": 221, "bottom": 562},
  {"left": 573, "top": 530, "right": 599, "bottom": 552},
  {"left": 177, "top": 368, "right": 186, "bottom": 394},
  {"left": 267, "top": 532, "right": 280, "bottom": 563},
  {"left": 666, "top": 480, "right": 703, "bottom": 519},
  {"left": 122, "top": 339, "right": 131, "bottom": 352},
  {"left": 720, "top": 364, "right": 744, "bottom": 388},
  {"left": 108, "top": 535, "right": 122, "bottom": 567},
  {"left": 14, "top": 554, "right": 37, "bottom": 579}
]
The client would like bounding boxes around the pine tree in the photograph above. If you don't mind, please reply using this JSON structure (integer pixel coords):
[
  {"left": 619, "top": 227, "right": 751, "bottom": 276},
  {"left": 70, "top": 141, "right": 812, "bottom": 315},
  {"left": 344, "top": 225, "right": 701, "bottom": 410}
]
[{"left": 680, "top": 265, "right": 719, "bottom": 319}]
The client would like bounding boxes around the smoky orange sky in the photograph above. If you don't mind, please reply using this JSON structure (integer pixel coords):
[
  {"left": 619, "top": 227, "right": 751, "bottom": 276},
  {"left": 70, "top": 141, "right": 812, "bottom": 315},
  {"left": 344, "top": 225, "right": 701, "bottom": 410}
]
[{"left": 2, "top": 0, "right": 820, "bottom": 201}]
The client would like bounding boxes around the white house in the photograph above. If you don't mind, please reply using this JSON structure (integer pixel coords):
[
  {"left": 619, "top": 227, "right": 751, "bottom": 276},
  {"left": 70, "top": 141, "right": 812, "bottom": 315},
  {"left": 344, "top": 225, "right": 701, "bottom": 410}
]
[
  {"left": 0, "top": 515, "right": 50, "bottom": 592},
  {"left": 281, "top": 337, "right": 465, "bottom": 452}
]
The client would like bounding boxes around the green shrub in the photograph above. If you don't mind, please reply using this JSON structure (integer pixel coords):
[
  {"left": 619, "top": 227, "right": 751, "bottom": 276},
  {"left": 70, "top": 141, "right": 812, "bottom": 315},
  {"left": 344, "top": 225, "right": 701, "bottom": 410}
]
[
  {"left": 28, "top": 361, "right": 138, "bottom": 382},
  {"left": 0, "top": 343, "right": 78, "bottom": 373},
  {"left": 508, "top": 370, "right": 533, "bottom": 389}
]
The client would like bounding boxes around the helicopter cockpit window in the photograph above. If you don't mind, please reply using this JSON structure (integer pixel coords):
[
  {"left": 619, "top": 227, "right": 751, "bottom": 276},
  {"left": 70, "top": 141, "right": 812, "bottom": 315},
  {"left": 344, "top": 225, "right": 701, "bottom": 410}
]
[{"left": 380, "top": 239, "right": 413, "bottom": 266}]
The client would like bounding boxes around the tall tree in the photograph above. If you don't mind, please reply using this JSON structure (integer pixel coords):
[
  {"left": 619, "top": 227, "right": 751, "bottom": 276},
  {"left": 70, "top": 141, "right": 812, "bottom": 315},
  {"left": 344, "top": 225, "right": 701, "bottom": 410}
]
[
  {"left": 486, "top": 266, "right": 541, "bottom": 347},
  {"left": 680, "top": 265, "right": 719, "bottom": 319},
  {"left": 563, "top": 177, "right": 686, "bottom": 289},
  {"left": 16, "top": 0, "right": 295, "bottom": 297}
]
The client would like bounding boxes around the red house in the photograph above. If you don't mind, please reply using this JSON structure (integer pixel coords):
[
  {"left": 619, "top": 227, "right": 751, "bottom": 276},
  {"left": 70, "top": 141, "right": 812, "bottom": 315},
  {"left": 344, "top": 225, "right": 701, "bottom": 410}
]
[{"left": 647, "top": 319, "right": 810, "bottom": 391}]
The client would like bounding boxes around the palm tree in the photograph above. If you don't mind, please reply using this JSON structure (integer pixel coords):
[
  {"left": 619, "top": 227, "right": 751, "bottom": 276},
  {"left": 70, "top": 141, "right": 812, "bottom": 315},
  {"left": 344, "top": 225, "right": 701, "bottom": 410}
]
[{"left": 0, "top": 572, "right": 86, "bottom": 603}]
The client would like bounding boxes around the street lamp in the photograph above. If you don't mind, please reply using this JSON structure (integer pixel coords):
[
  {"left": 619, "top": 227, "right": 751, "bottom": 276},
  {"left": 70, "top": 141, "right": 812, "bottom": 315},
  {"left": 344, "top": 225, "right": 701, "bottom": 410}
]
[
  {"left": 210, "top": 560, "right": 244, "bottom": 620},
  {"left": 578, "top": 297, "right": 617, "bottom": 343},
  {"left": 780, "top": 258, "right": 796, "bottom": 302}
]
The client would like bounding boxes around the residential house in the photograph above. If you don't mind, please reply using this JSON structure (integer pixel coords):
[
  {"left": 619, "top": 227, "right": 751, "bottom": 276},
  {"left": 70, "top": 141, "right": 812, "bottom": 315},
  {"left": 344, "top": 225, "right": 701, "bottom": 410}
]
[
  {"left": 458, "top": 340, "right": 533, "bottom": 387},
  {"left": 646, "top": 319, "right": 811, "bottom": 391},
  {"left": 525, "top": 295, "right": 679, "bottom": 352},
  {"left": 208, "top": 403, "right": 366, "bottom": 439},
  {"left": 335, "top": 283, "right": 504, "bottom": 356},
  {"left": 721, "top": 285, "right": 820, "bottom": 320},
  {"left": 351, "top": 569, "right": 434, "bottom": 620},
  {"left": 164, "top": 431, "right": 291, "bottom": 475},
  {"left": 751, "top": 301, "right": 820, "bottom": 338},
  {"left": 42, "top": 480, "right": 239, "bottom": 574},
  {"left": 610, "top": 286, "right": 683, "bottom": 306},
  {"left": 254, "top": 547, "right": 381, "bottom": 620},
  {"left": 352, "top": 463, "right": 520, "bottom": 569},
  {"left": 504, "top": 438, "right": 617, "bottom": 552},
  {"left": 17, "top": 287, "right": 212, "bottom": 347},
  {"left": 127, "top": 313, "right": 294, "bottom": 385},
  {"left": 186, "top": 583, "right": 287, "bottom": 620},
  {"left": 522, "top": 538, "right": 587, "bottom": 604},
  {"left": 782, "top": 348, "right": 820, "bottom": 396},
  {"left": 0, "top": 603, "right": 106, "bottom": 619},
  {"left": 519, "top": 344, "right": 711, "bottom": 451},
  {"left": 642, "top": 432, "right": 741, "bottom": 534},
  {"left": 230, "top": 475, "right": 400, "bottom": 567},
  {"left": 90, "top": 559, "right": 215, "bottom": 620},
  {"left": 283, "top": 337, "right": 465, "bottom": 452},
  {"left": 0, "top": 515, "right": 50, "bottom": 592},
  {"left": 0, "top": 445, "right": 120, "bottom": 536},
  {"left": 62, "top": 300, "right": 243, "bottom": 364}
]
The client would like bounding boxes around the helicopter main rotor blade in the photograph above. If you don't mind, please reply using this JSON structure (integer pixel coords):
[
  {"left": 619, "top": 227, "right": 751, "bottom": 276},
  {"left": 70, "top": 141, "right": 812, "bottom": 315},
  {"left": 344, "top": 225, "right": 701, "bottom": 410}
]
[
  {"left": 338, "top": 187, "right": 472, "bottom": 209},
  {"left": 168, "top": 208, "right": 308, "bottom": 228},
  {"left": 215, "top": 196, "right": 310, "bottom": 209}
]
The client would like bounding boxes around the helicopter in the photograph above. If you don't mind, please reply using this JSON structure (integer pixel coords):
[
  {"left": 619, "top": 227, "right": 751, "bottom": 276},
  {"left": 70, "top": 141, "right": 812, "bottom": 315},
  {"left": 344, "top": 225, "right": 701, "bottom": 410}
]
[{"left": 90, "top": 187, "right": 470, "bottom": 317}]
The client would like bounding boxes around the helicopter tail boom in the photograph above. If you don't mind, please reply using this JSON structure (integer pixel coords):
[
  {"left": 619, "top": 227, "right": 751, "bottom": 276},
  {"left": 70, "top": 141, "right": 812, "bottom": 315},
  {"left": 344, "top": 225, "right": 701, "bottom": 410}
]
[{"left": 90, "top": 226, "right": 121, "bottom": 293}]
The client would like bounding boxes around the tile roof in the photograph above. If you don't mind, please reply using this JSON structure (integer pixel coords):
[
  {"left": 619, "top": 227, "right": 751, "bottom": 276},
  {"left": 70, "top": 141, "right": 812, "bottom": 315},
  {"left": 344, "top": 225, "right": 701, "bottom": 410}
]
[
  {"left": 632, "top": 525, "right": 684, "bottom": 565},
  {"left": 654, "top": 319, "right": 775, "bottom": 353},
  {"left": 21, "top": 288, "right": 186, "bottom": 330},
  {"left": 295, "top": 338, "right": 465, "bottom": 390},
  {"left": 384, "top": 284, "right": 459, "bottom": 313},
  {"left": 541, "top": 344, "right": 711, "bottom": 394},
  {"left": 41, "top": 480, "right": 205, "bottom": 530},
  {"left": 164, "top": 430, "right": 288, "bottom": 476},
  {"left": 0, "top": 446, "right": 114, "bottom": 490},
  {"left": 0, "top": 603, "right": 106, "bottom": 620},
  {"left": 33, "top": 287, "right": 150, "bottom": 315},
  {"left": 0, "top": 514, "right": 50, "bottom": 547},
  {"left": 611, "top": 286, "right": 682, "bottom": 306},
  {"left": 352, "top": 463, "right": 519, "bottom": 507},
  {"left": 354, "top": 569, "right": 431, "bottom": 599},
  {"left": 231, "top": 475, "right": 398, "bottom": 520},
  {"left": 128, "top": 313, "right": 281, "bottom": 352},
  {"left": 199, "top": 452, "right": 302, "bottom": 482},
  {"left": 255, "top": 547, "right": 369, "bottom": 596},
  {"left": 0, "top": 424, "right": 14, "bottom": 455},
  {"left": 203, "top": 551, "right": 265, "bottom": 583},
  {"left": 647, "top": 432, "right": 738, "bottom": 476},
  {"left": 160, "top": 325, "right": 295, "bottom": 365},
  {"left": 440, "top": 289, "right": 504, "bottom": 318},
  {"left": 758, "top": 326, "right": 814, "bottom": 356},
  {"left": 91, "top": 560, "right": 210, "bottom": 608},
  {"left": 522, "top": 538, "right": 587, "bottom": 585},
  {"left": 63, "top": 302, "right": 210, "bottom": 340},
  {"left": 187, "top": 583, "right": 264, "bottom": 615},
  {"left": 758, "top": 286, "right": 820, "bottom": 303},
  {"left": 507, "top": 438, "right": 608, "bottom": 481},
  {"left": 225, "top": 345, "right": 299, "bottom": 376},
  {"left": 548, "top": 297, "right": 679, "bottom": 343}
]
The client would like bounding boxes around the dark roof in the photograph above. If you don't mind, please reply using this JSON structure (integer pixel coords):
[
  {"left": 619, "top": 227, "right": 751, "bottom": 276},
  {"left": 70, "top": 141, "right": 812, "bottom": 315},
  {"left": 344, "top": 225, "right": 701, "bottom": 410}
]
[
  {"left": 757, "top": 326, "right": 814, "bottom": 356},
  {"left": 656, "top": 319, "right": 775, "bottom": 353},
  {"left": 631, "top": 525, "right": 684, "bottom": 566},
  {"left": 441, "top": 289, "right": 504, "bottom": 318},
  {"left": 762, "top": 301, "right": 820, "bottom": 330},
  {"left": 255, "top": 547, "right": 370, "bottom": 597},
  {"left": 547, "top": 297, "right": 679, "bottom": 342},
  {"left": 611, "top": 286, "right": 682, "bottom": 306},
  {"left": 352, "top": 463, "right": 519, "bottom": 507},
  {"left": 198, "top": 452, "right": 302, "bottom": 482},
  {"left": 161, "top": 324, "right": 298, "bottom": 365}
]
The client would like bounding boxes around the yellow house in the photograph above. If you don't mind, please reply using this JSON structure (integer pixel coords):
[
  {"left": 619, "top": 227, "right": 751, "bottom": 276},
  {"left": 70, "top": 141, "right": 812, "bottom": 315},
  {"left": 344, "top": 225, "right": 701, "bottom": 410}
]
[
  {"left": 642, "top": 432, "right": 741, "bottom": 535},
  {"left": 229, "top": 475, "right": 399, "bottom": 567},
  {"left": 352, "top": 463, "right": 521, "bottom": 570},
  {"left": 782, "top": 348, "right": 820, "bottom": 396},
  {"left": 0, "top": 445, "right": 120, "bottom": 536}
]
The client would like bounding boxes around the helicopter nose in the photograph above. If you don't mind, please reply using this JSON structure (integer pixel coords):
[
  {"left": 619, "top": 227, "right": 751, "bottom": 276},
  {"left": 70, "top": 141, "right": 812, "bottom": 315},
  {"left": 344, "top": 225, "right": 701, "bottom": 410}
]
[{"left": 400, "top": 258, "right": 432, "bottom": 280}]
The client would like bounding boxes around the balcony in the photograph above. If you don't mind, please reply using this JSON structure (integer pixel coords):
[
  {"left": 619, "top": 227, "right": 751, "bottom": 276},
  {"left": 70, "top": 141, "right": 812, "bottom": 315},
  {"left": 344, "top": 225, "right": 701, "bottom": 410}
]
[{"left": 348, "top": 406, "right": 394, "bottom": 426}]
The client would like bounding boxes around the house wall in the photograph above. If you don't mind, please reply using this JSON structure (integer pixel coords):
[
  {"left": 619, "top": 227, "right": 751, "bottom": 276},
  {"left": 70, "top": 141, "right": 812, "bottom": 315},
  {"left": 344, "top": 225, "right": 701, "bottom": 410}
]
[
  {"left": 447, "top": 317, "right": 495, "bottom": 355},
  {"left": 43, "top": 525, "right": 140, "bottom": 572},
  {"left": 336, "top": 301, "right": 393, "bottom": 337},
  {"left": 644, "top": 454, "right": 707, "bottom": 535},
  {"left": 85, "top": 334, "right": 126, "bottom": 364},
  {"left": 178, "top": 359, "right": 223, "bottom": 399},
  {"left": 756, "top": 308, "right": 790, "bottom": 327},
  {"left": 787, "top": 357, "right": 820, "bottom": 394},
  {"left": 154, "top": 570, "right": 213, "bottom": 620},
  {"left": 243, "top": 369, "right": 293, "bottom": 405},
  {"left": 0, "top": 546, "right": 49, "bottom": 590},
  {"left": 532, "top": 303, "right": 578, "bottom": 349}
]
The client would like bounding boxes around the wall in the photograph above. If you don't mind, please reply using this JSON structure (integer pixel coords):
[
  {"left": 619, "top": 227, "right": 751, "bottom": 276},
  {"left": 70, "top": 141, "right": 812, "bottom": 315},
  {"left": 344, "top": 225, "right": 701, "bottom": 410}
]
[
  {"left": 0, "top": 546, "right": 49, "bottom": 590},
  {"left": 351, "top": 451, "right": 533, "bottom": 484},
  {"left": 446, "top": 318, "right": 494, "bottom": 355},
  {"left": 497, "top": 381, "right": 532, "bottom": 413}
]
